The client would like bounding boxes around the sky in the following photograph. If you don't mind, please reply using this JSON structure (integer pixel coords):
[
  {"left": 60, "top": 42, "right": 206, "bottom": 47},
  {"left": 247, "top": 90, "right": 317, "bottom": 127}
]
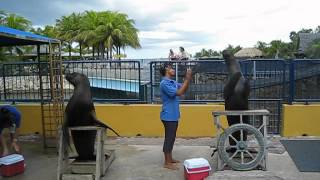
[{"left": 1, "top": 0, "right": 320, "bottom": 58}]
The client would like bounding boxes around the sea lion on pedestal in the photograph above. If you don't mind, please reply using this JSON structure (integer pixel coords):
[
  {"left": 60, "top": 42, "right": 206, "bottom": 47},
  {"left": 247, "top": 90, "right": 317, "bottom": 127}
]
[
  {"left": 63, "top": 72, "right": 119, "bottom": 160},
  {"left": 222, "top": 50, "right": 250, "bottom": 148}
]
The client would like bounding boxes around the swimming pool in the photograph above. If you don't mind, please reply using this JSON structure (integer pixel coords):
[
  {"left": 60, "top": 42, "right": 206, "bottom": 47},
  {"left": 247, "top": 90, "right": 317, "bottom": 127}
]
[{"left": 89, "top": 77, "right": 141, "bottom": 93}]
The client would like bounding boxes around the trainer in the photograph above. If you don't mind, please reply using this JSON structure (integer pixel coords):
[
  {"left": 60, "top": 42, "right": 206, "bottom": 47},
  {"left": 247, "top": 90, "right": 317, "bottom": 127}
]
[{"left": 159, "top": 63, "right": 192, "bottom": 170}]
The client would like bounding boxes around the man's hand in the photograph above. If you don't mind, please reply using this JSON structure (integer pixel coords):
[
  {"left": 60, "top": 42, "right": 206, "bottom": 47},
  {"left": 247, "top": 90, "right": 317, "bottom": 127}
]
[
  {"left": 185, "top": 68, "right": 192, "bottom": 81},
  {"left": 176, "top": 68, "right": 192, "bottom": 96}
]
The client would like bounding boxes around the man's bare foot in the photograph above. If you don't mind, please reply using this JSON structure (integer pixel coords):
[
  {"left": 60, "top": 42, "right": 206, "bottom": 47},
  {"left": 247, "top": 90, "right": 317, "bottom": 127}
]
[
  {"left": 164, "top": 163, "right": 179, "bottom": 170},
  {"left": 2, "top": 149, "right": 9, "bottom": 157},
  {"left": 171, "top": 159, "right": 180, "bottom": 163},
  {"left": 12, "top": 142, "right": 20, "bottom": 153}
]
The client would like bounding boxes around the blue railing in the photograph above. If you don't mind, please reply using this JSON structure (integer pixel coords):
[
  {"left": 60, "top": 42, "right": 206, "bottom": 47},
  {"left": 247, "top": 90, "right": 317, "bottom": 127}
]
[
  {"left": 149, "top": 59, "right": 320, "bottom": 134},
  {"left": 0, "top": 60, "right": 143, "bottom": 103},
  {"left": 149, "top": 60, "right": 288, "bottom": 102},
  {"left": 289, "top": 59, "right": 320, "bottom": 103},
  {"left": 1, "top": 59, "right": 320, "bottom": 104},
  {"left": 1, "top": 58, "right": 320, "bottom": 134}
]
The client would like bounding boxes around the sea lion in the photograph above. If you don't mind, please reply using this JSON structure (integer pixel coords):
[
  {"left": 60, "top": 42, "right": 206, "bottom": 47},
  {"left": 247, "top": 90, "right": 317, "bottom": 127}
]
[
  {"left": 222, "top": 50, "right": 250, "bottom": 147},
  {"left": 63, "top": 72, "right": 119, "bottom": 160}
]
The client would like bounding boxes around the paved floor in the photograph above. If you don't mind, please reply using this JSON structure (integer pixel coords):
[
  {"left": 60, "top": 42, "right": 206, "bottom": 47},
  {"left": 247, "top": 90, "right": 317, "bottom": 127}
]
[{"left": 5, "top": 136, "right": 320, "bottom": 180}]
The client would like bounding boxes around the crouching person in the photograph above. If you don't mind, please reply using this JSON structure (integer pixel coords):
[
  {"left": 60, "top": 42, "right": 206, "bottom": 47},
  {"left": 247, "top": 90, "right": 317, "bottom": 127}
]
[{"left": 0, "top": 105, "right": 21, "bottom": 156}]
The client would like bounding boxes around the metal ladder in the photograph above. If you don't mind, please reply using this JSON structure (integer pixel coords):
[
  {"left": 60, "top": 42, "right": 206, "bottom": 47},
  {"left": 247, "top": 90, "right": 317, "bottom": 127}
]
[{"left": 39, "top": 43, "right": 64, "bottom": 149}]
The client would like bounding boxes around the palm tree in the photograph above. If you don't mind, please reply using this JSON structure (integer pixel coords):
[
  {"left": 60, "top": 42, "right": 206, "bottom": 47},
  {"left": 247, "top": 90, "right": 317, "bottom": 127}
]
[
  {"left": 32, "top": 25, "right": 58, "bottom": 39},
  {"left": 0, "top": 10, "right": 7, "bottom": 61},
  {"left": 113, "top": 12, "right": 140, "bottom": 59},
  {"left": 55, "top": 10, "right": 140, "bottom": 59},
  {"left": 56, "top": 13, "right": 81, "bottom": 58},
  {"left": 0, "top": 12, "right": 32, "bottom": 57},
  {"left": 76, "top": 11, "right": 100, "bottom": 58},
  {"left": 41, "top": 25, "right": 58, "bottom": 38},
  {"left": 67, "top": 13, "right": 83, "bottom": 57},
  {"left": 94, "top": 11, "right": 114, "bottom": 59},
  {"left": 94, "top": 11, "right": 140, "bottom": 59},
  {"left": 1, "top": 13, "right": 31, "bottom": 31},
  {"left": 0, "top": 10, "right": 7, "bottom": 24}
]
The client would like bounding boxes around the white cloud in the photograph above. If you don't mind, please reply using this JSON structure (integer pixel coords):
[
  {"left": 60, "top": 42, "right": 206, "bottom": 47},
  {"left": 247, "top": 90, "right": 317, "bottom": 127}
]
[
  {"left": 139, "top": 31, "right": 182, "bottom": 40},
  {"left": 4, "top": 0, "right": 319, "bottom": 58},
  {"left": 101, "top": 0, "right": 318, "bottom": 58},
  {"left": 148, "top": 40, "right": 195, "bottom": 48}
]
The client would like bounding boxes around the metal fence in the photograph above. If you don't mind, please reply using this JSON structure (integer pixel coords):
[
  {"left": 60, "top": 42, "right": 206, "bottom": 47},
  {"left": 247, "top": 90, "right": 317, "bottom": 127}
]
[
  {"left": 150, "top": 60, "right": 227, "bottom": 103},
  {"left": 0, "top": 60, "right": 142, "bottom": 103},
  {"left": 149, "top": 60, "right": 288, "bottom": 101},
  {"left": 241, "top": 60, "right": 287, "bottom": 134},
  {"left": 290, "top": 60, "right": 320, "bottom": 103},
  {"left": 1, "top": 62, "right": 46, "bottom": 101},
  {"left": 63, "top": 60, "right": 142, "bottom": 102},
  {"left": 149, "top": 60, "right": 288, "bottom": 134},
  {"left": 1, "top": 59, "right": 320, "bottom": 134}
]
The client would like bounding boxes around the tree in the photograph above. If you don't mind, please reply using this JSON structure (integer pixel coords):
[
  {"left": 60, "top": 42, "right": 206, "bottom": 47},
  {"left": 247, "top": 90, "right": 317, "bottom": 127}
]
[
  {"left": 56, "top": 13, "right": 82, "bottom": 58},
  {"left": 31, "top": 25, "right": 58, "bottom": 38},
  {"left": 0, "top": 12, "right": 32, "bottom": 57},
  {"left": 93, "top": 11, "right": 140, "bottom": 59},
  {"left": 0, "top": 13, "right": 31, "bottom": 31},
  {"left": 194, "top": 48, "right": 221, "bottom": 58},
  {"left": 255, "top": 41, "right": 268, "bottom": 51},
  {"left": 224, "top": 44, "right": 242, "bottom": 55},
  {"left": 0, "top": 10, "right": 7, "bottom": 24},
  {"left": 289, "top": 31, "right": 299, "bottom": 52},
  {"left": 305, "top": 39, "right": 320, "bottom": 58},
  {"left": 289, "top": 28, "right": 314, "bottom": 53},
  {"left": 94, "top": 11, "right": 116, "bottom": 59},
  {"left": 76, "top": 11, "right": 100, "bottom": 58},
  {"left": 111, "top": 12, "right": 140, "bottom": 59},
  {"left": 315, "top": 26, "right": 320, "bottom": 33},
  {"left": 0, "top": 10, "right": 140, "bottom": 59}
]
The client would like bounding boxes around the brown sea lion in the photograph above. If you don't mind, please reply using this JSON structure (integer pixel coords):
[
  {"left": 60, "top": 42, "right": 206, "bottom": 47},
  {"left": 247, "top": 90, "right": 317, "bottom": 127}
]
[
  {"left": 63, "top": 72, "right": 119, "bottom": 160},
  {"left": 222, "top": 50, "right": 250, "bottom": 149}
]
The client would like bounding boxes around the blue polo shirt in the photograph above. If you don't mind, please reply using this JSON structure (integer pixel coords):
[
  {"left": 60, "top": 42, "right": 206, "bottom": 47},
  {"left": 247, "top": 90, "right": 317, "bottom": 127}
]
[
  {"left": 160, "top": 77, "right": 182, "bottom": 121},
  {"left": 0, "top": 105, "right": 21, "bottom": 133}
]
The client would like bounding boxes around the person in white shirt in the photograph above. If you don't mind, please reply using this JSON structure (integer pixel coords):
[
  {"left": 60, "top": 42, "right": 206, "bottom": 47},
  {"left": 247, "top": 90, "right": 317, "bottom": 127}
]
[
  {"left": 178, "top": 47, "right": 189, "bottom": 60},
  {"left": 168, "top": 49, "right": 178, "bottom": 60}
]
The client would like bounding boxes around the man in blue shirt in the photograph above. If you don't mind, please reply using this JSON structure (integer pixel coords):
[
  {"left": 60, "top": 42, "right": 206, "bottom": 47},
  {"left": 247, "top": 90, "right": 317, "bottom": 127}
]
[
  {"left": 0, "top": 105, "right": 21, "bottom": 156},
  {"left": 159, "top": 63, "right": 192, "bottom": 170}
]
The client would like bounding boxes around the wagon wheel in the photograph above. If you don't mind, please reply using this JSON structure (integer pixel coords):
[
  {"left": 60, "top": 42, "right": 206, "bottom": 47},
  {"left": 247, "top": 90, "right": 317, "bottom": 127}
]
[{"left": 217, "top": 123, "right": 266, "bottom": 171}]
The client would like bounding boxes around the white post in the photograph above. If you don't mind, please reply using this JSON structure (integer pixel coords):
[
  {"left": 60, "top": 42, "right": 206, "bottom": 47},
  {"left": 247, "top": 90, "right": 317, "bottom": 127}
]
[
  {"left": 263, "top": 114, "right": 268, "bottom": 170},
  {"left": 175, "top": 63, "right": 178, "bottom": 81},
  {"left": 57, "top": 127, "right": 64, "bottom": 180},
  {"left": 253, "top": 60, "right": 256, "bottom": 80},
  {"left": 95, "top": 128, "right": 102, "bottom": 180}
]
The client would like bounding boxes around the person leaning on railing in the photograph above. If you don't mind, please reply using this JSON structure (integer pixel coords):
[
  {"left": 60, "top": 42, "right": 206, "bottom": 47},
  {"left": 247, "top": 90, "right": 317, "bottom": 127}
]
[
  {"left": 168, "top": 49, "right": 178, "bottom": 60},
  {"left": 177, "top": 46, "right": 189, "bottom": 60},
  {"left": 0, "top": 105, "right": 21, "bottom": 156}
]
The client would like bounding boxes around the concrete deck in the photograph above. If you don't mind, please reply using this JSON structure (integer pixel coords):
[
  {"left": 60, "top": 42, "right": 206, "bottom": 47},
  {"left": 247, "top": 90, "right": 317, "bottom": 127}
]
[{"left": 6, "top": 136, "right": 320, "bottom": 180}]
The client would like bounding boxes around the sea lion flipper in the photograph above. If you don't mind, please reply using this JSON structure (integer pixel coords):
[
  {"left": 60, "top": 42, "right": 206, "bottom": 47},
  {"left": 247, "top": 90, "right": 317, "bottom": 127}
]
[
  {"left": 62, "top": 113, "right": 71, "bottom": 153},
  {"left": 223, "top": 72, "right": 242, "bottom": 99},
  {"left": 93, "top": 119, "right": 120, "bottom": 136},
  {"left": 90, "top": 111, "right": 120, "bottom": 136},
  {"left": 243, "top": 79, "right": 250, "bottom": 97}
]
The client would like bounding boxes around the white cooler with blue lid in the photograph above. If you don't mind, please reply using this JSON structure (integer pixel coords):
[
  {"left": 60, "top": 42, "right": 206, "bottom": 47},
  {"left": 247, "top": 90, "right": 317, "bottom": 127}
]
[{"left": 0, "top": 154, "right": 25, "bottom": 177}]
